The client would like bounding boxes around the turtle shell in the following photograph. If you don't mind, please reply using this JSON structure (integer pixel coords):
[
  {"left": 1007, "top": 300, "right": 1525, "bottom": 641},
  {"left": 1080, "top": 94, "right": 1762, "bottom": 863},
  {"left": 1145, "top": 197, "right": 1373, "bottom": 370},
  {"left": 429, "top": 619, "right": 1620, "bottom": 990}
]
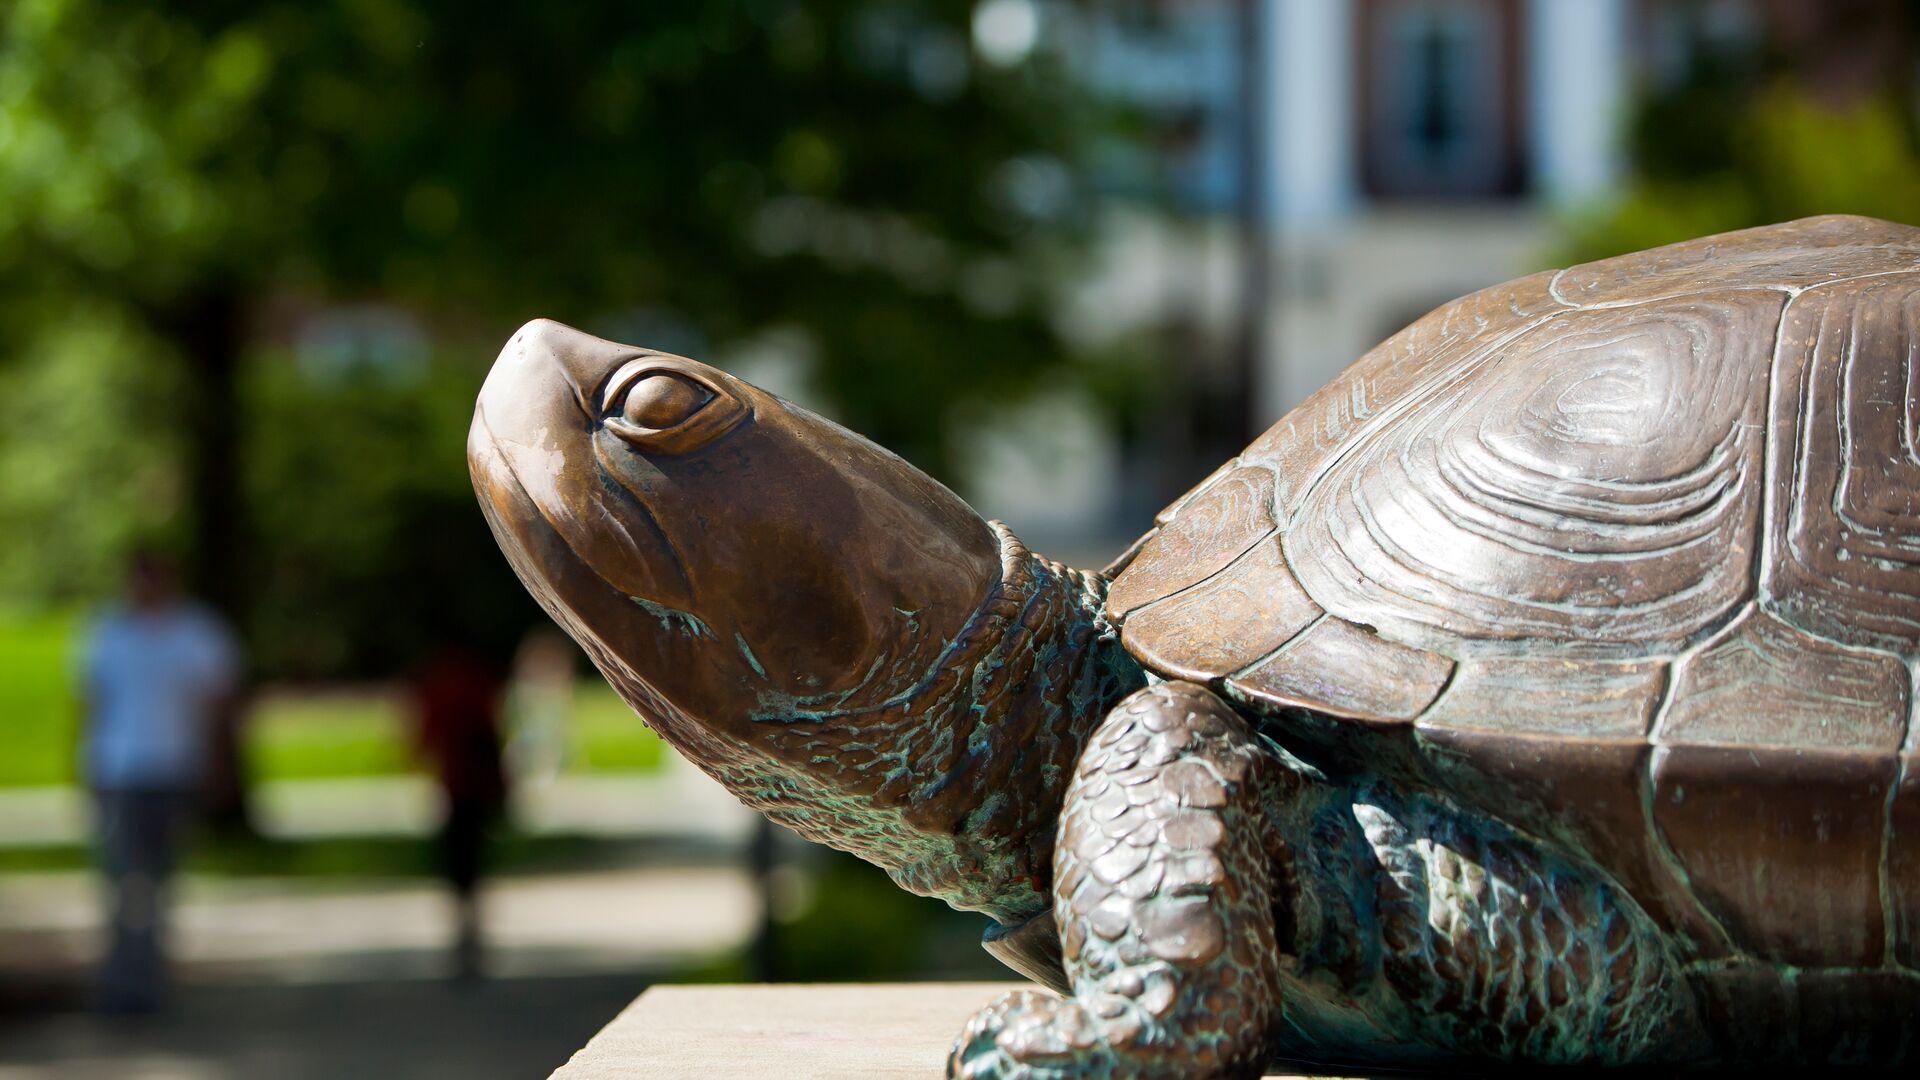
[{"left": 1109, "top": 215, "right": 1920, "bottom": 975}]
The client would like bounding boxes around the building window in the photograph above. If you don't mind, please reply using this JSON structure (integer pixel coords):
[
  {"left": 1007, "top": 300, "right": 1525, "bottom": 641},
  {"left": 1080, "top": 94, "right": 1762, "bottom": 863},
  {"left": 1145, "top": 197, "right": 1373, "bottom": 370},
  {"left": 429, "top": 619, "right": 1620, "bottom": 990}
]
[{"left": 1361, "top": 0, "right": 1525, "bottom": 199}]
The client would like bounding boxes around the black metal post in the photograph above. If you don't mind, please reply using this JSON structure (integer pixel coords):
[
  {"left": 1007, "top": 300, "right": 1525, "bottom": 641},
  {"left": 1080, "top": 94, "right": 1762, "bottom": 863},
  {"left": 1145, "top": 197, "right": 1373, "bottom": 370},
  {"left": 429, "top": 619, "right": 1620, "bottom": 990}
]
[
  {"left": 1233, "top": 0, "right": 1273, "bottom": 447},
  {"left": 748, "top": 815, "right": 780, "bottom": 981}
]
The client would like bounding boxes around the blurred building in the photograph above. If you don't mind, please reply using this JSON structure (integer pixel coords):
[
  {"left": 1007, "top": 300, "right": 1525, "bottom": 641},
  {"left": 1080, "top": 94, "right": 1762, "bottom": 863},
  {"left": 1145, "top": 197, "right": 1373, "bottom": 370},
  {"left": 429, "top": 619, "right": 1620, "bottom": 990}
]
[
  {"left": 971, "top": 0, "right": 1774, "bottom": 548},
  {"left": 1096, "top": 0, "right": 1775, "bottom": 415}
]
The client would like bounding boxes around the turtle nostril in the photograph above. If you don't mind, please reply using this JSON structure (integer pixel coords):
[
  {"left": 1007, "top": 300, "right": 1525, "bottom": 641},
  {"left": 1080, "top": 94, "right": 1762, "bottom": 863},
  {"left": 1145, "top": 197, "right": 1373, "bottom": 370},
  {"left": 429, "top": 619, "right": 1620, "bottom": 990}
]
[
  {"left": 512, "top": 319, "right": 602, "bottom": 381},
  {"left": 508, "top": 319, "right": 564, "bottom": 360}
]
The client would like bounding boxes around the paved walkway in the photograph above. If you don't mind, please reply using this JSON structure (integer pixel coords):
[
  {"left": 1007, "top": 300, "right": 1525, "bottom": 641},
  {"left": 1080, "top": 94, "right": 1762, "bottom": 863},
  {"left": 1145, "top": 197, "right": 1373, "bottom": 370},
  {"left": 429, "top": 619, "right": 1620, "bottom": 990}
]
[
  {"left": 0, "top": 861, "right": 762, "bottom": 1078},
  {"left": 0, "top": 864, "right": 757, "bottom": 983},
  {"left": 0, "top": 760, "right": 768, "bottom": 1078},
  {"left": 0, "top": 971, "right": 656, "bottom": 1079}
]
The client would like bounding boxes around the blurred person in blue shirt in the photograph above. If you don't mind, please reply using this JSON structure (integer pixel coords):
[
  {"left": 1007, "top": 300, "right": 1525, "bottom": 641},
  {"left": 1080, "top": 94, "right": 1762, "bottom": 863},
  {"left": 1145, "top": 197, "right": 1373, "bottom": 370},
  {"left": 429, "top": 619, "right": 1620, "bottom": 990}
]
[{"left": 77, "top": 550, "right": 240, "bottom": 1013}]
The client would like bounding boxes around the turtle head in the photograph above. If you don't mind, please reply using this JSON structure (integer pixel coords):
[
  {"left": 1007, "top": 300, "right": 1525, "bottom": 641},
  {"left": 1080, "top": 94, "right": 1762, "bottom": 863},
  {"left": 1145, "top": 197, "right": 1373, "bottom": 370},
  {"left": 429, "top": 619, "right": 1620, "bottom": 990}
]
[
  {"left": 473, "top": 319, "right": 1144, "bottom": 919},
  {"left": 468, "top": 319, "right": 1003, "bottom": 765}
]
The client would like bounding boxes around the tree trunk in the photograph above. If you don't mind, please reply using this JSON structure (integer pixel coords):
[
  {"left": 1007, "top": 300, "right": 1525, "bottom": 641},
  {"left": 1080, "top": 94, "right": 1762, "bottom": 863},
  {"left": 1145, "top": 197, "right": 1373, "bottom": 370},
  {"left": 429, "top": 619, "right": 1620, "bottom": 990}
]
[{"left": 157, "top": 286, "right": 254, "bottom": 835}]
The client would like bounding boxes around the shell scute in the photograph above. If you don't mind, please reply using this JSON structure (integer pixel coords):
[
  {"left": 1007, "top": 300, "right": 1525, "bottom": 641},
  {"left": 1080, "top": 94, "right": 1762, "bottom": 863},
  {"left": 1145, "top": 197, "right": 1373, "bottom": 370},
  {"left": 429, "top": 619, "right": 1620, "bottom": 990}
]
[
  {"left": 1420, "top": 658, "right": 1665, "bottom": 739},
  {"left": 1226, "top": 616, "right": 1452, "bottom": 723},
  {"left": 1287, "top": 292, "right": 1781, "bottom": 659},
  {"left": 1105, "top": 465, "right": 1275, "bottom": 620},
  {"left": 1641, "top": 606, "right": 1908, "bottom": 970},
  {"left": 1763, "top": 272, "right": 1920, "bottom": 652},
  {"left": 1552, "top": 214, "right": 1920, "bottom": 307},
  {"left": 1119, "top": 536, "right": 1320, "bottom": 685},
  {"left": 1649, "top": 743, "right": 1893, "bottom": 967},
  {"left": 1655, "top": 608, "right": 1908, "bottom": 753},
  {"left": 1238, "top": 269, "right": 1566, "bottom": 524}
]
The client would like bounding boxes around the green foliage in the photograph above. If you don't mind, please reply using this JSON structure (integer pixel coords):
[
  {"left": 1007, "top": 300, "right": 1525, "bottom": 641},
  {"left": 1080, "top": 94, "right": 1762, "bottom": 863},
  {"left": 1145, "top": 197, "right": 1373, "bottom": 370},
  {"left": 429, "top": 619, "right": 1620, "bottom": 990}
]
[
  {"left": 0, "top": 0, "right": 1109, "bottom": 677},
  {"left": 672, "top": 847, "right": 1004, "bottom": 983},
  {"left": 0, "top": 311, "right": 187, "bottom": 601},
  {"left": 242, "top": 349, "right": 535, "bottom": 675},
  {"left": 1564, "top": 86, "right": 1920, "bottom": 262},
  {"left": 0, "top": 0, "right": 1100, "bottom": 448},
  {"left": 772, "top": 851, "right": 1004, "bottom": 980}
]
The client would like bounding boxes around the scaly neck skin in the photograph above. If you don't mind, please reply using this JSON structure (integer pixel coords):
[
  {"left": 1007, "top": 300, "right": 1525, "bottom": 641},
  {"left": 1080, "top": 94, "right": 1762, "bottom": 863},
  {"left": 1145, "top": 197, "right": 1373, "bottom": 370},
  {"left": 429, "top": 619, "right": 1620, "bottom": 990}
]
[{"left": 739, "top": 523, "right": 1146, "bottom": 923}]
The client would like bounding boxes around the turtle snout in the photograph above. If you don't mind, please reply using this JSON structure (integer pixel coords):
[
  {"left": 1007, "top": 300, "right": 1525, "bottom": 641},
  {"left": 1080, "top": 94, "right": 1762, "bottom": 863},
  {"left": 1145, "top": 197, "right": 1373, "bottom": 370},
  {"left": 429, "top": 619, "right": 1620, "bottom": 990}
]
[
  {"left": 506, "top": 317, "right": 577, "bottom": 367},
  {"left": 485, "top": 317, "right": 640, "bottom": 420}
]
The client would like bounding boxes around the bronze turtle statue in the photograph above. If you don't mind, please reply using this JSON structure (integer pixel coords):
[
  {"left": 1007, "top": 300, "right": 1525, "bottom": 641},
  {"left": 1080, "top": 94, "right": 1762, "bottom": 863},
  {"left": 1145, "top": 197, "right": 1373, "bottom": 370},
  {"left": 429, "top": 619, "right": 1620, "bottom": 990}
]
[{"left": 469, "top": 215, "right": 1920, "bottom": 1074}]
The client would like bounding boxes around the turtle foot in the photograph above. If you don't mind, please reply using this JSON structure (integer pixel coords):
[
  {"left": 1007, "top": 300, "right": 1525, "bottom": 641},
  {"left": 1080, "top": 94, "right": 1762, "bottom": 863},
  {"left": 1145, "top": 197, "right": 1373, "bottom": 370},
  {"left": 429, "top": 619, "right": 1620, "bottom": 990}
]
[
  {"left": 950, "top": 682, "right": 1293, "bottom": 1080},
  {"left": 948, "top": 988, "right": 1124, "bottom": 1080}
]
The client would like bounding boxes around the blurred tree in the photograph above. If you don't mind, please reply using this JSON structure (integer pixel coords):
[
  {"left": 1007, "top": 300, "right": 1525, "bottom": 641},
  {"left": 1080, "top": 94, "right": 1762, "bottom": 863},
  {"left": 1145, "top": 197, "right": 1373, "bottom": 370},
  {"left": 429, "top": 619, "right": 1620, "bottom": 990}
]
[
  {"left": 242, "top": 349, "right": 533, "bottom": 677},
  {"left": 0, "top": 0, "right": 1102, "bottom": 637},
  {"left": 0, "top": 309, "right": 186, "bottom": 601},
  {"left": 1564, "top": 1, "right": 1920, "bottom": 261}
]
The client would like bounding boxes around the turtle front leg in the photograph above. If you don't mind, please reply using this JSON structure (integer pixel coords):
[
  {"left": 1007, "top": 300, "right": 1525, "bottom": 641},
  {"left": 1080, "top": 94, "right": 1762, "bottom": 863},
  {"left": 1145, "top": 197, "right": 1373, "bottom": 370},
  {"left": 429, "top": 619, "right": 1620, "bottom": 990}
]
[{"left": 950, "top": 682, "right": 1285, "bottom": 1080}]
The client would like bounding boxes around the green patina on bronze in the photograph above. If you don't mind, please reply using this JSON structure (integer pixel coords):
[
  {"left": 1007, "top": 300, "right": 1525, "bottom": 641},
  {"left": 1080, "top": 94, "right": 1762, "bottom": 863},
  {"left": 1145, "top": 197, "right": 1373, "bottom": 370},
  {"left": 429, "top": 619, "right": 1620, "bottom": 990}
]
[
  {"left": 630, "top": 595, "right": 712, "bottom": 639},
  {"left": 472, "top": 218, "right": 1920, "bottom": 1077}
]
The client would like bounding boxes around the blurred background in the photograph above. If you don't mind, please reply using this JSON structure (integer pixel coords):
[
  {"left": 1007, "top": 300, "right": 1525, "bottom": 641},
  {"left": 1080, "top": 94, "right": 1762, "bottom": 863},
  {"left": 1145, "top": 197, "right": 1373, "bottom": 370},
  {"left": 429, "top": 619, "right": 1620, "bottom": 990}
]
[{"left": 1, "top": 0, "right": 1916, "bottom": 1076}]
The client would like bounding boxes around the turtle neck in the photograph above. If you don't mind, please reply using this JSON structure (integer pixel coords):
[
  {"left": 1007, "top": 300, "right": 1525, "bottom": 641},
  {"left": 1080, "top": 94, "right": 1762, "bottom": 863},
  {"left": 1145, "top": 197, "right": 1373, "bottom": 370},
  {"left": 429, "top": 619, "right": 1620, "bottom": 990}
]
[{"left": 738, "top": 522, "right": 1146, "bottom": 922}]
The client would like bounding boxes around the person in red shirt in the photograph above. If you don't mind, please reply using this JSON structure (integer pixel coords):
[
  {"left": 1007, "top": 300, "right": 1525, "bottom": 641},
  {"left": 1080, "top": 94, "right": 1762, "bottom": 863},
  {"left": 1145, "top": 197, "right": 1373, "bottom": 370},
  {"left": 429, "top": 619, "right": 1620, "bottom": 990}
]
[{"left": 408, "top": 644, "right": 508, "bottom": 979}]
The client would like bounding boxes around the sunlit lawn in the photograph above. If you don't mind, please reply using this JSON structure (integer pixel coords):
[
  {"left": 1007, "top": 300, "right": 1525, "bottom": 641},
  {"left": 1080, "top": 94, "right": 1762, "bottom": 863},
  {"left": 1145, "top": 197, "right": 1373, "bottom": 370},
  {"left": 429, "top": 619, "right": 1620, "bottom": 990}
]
[
  {"left": 0, "top": 611, "right": 77, "bottom": 788},
  {"left": 250, "top": 680, "right": 665, "bottom": 781},
  {"left": 0, "top": 611, "right": 663, "bottom": 788}
]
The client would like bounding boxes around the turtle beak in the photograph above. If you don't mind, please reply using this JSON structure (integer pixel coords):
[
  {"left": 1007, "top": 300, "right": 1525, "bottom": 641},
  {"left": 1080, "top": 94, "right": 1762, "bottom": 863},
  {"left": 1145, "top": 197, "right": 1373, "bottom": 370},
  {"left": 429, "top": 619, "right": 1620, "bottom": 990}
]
[
  {"left": 470, "top": 319, "right": 694, "bottom": 612},
  {"left": 486, "top": 318, "right": 633, "bottom": 418}
]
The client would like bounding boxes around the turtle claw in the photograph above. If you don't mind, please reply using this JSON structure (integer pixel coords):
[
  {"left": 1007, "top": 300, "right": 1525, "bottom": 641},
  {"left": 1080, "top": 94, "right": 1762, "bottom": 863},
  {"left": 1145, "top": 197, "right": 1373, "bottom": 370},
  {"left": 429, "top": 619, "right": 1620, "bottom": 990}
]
[
  {"left": 956, "top": 683, "right": 1289, "bottom": 1080},
  {"left": 948, "top": 990, "right": 1121, "bottom": 1080}
]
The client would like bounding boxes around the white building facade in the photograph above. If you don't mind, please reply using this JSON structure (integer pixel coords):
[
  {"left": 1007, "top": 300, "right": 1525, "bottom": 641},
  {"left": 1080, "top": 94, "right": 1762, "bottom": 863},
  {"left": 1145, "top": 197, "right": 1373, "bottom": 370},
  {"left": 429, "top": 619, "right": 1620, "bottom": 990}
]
[
  {"left": 1257, "top": 0, "right": 1628, "bottom": 418},
  {"left": 972, "top": 0, "right": 1753, "bottom": 553}
]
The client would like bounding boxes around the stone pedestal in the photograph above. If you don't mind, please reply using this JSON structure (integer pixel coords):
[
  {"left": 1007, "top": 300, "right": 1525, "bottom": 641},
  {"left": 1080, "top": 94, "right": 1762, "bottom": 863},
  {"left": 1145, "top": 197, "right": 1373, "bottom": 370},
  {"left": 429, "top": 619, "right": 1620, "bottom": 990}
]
[{"left": 553, "top": 983, "right": 1316, "bottom": 1078}]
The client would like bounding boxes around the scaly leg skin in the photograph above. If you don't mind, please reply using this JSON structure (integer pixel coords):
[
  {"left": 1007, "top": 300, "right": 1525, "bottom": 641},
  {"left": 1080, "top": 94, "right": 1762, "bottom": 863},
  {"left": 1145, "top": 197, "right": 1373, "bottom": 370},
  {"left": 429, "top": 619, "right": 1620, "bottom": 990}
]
[
  {"left": 1356, "top": 793, "right": 1709, "bottom": 1065},
  {"left": 949, "top": 682, "right": 1283, "bottom": 1080}
]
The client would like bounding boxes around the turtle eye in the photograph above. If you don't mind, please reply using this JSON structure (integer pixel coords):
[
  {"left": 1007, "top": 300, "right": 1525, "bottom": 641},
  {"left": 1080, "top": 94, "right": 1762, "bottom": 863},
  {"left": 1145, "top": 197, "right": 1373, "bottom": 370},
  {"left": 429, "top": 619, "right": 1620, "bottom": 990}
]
[
  {"left": 599, "top": 359, "right": 750, "bottom": 454},
  {"left": 617, "top": 373, "right": 710, "bottom": 429}
]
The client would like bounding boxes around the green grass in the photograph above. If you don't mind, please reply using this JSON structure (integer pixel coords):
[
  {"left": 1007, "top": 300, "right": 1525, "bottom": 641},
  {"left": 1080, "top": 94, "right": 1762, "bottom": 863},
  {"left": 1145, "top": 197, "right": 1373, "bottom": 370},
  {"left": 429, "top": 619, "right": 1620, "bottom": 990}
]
[
  {"left": 247, "top": 691, "right": 414, "bottom": 781},
  {"left": 0, "top": 611, "right": 80, "bottom": 787},
  {"left": 247, "top": 681, "right": 666, "bottom": 781},
  {"left": 0, "top": 611, "right": 665, "bottom": 788},
  {"left": 572, "top": 681, "right": 668, "bottom": 772}
]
